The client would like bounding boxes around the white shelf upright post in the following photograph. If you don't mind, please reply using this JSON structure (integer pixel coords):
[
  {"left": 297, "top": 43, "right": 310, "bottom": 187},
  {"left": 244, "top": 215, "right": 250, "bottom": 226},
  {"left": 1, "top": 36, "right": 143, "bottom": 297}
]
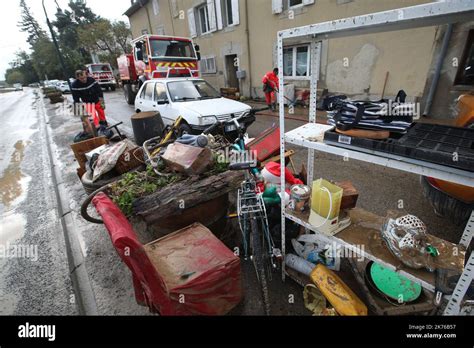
[
  {"left": 444, "top": 211, "right": 474, "bottom": 315},
  {"left": 277, "top": 33, "right": 286, "bottom": 281},
  {"left": 306, "top": 40, "right": 321, "bottom": 186}
]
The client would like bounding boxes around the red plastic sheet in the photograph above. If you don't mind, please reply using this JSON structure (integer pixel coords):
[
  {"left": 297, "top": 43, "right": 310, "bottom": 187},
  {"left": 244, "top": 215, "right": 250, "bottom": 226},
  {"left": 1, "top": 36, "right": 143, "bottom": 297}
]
[{"left": 92, "top": 192, "right": 242, "bottom": 315}]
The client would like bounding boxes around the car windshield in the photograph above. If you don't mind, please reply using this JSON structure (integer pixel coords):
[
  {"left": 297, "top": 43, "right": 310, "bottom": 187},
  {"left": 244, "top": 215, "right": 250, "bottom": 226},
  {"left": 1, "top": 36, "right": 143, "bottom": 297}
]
[
  {"left": 167, "top": 80, "right": 220, "bottom": 102},
  {"left": 150, "top": 39, "right": 195, "bottom": 58},
  {"left": 89, "top": 64, "right": 111, "bottom": 73}
]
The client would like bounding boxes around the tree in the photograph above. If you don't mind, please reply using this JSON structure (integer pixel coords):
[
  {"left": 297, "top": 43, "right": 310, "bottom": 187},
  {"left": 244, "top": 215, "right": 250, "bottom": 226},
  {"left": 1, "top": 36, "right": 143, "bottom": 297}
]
[
  {"left": 78, "top": 19, "right": 132, "bottom": 68},
  {"left": 18, "top": 0, "right": 47, "bottom": 46},
  {"left": 6, "top": 70, "right": 25, "bottom": 85},
  {"left": 30, "top": 38, "right": 63, "bottom": 80},
  {"left": 112, "top": 21, "right": 132, "bottom": 54},
  {"left": 51, "top": 0, "right": 108, "bottom": 72},
  {"left": 7, "top": 51, "right": 40, "bottom": 84},
  {"left": 53, "top": 1, "right": 99, "bottom": 58},
  {"left": 67, "top": 0, "right": 99, "bottom": 24}
]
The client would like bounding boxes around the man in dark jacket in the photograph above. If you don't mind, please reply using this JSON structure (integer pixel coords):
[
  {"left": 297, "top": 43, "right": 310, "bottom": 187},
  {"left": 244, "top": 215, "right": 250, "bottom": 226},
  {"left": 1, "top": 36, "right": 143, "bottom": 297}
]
[{"left": 71, "top": 69, "right": 107, "bottom": 127}]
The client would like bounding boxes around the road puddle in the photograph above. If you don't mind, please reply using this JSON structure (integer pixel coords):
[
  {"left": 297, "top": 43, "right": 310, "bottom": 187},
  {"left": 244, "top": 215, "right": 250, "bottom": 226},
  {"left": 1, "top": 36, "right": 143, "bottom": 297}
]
[
  {"left": 0, "top": 141, "right": 29, "bottom": 208},
  {"left": 0, "top": 140, "right": 30, "bottom": 245},
  {"left": 0, "top": 212, "right": 26, "bottom": 245}
]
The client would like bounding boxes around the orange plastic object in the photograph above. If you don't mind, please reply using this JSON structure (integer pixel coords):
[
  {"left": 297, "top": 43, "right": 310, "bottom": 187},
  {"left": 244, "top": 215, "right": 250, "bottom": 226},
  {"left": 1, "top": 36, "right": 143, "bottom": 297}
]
[
  {"left": 456, "top": 94, "right": 474, "bottom": 128},
  {"left": 310, "top": 264, "right": 367, "bottom": 316}
]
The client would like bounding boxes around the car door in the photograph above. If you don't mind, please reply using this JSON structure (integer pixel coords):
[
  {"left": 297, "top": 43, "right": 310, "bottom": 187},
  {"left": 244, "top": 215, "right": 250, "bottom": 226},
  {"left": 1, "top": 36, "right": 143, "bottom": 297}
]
[
  {"left": 154, "top": 82, "right": 177, "bottom": 126},
  {"left": 137, "top": 82, "right": 155, "bottom": 111}
]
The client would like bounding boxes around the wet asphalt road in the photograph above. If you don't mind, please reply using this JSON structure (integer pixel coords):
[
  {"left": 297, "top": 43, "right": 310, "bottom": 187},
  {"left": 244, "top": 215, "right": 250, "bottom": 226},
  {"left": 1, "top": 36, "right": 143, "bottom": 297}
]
[
  {"left": 0, "top": 87, "right": 465, "bottom": 316},
  {"left": 0, "top": 88, "right": 77, "bottom": 315}
]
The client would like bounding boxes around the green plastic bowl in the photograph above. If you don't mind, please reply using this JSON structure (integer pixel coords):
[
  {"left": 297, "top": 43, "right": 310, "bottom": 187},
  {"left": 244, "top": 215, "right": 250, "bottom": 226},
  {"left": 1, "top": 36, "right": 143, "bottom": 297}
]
[{"left": 369, "top": 262, "right": 422, "bottom": 303}]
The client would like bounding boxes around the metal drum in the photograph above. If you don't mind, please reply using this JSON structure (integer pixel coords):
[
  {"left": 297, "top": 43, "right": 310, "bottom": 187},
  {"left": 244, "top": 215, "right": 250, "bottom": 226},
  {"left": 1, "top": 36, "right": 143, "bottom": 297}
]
[{"left": 131, "top": 111, "right": 165, "bottom": 146}]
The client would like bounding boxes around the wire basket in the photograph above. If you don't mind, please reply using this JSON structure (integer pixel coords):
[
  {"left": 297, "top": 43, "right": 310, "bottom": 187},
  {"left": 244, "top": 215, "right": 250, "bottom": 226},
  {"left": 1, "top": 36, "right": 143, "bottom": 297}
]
[{"left": 115, "top": 146, "right": 145, "bottom": 174}]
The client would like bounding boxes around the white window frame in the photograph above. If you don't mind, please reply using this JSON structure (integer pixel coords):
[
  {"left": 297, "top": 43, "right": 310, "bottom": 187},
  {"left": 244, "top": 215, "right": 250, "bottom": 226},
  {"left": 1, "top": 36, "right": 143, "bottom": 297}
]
[
  {"left": 201, "top": 56, "right": 217, "bottom": 74},
  {"left": 197, "top": 4, "right": 211, "bottom": 35},
  {"left": 171, "top": 0, "right": 179, "bottom": 17},
  {"left": 224, "top": 0, "right": 234, "bottom": 26},
  {"left": 288, "top": 0, "right": 304, "bottom": 9},
  {"left": 283, "top": 44, "right": 310, "bottom": 80}
]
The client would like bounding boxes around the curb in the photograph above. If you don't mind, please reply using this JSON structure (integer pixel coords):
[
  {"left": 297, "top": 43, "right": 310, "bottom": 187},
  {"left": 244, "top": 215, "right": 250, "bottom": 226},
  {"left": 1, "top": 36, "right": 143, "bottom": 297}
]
[{"left": 38, "top": 92, "right": 98, "bottom": 315}]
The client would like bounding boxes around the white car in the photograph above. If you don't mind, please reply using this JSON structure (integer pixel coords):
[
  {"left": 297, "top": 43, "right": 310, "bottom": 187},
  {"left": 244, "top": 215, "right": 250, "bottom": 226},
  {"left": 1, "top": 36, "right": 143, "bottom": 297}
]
[
  {"left": 134, "top": 78, "right": 252, "bottom": 136},
  {"left": 44, "top": 79, "right": 59, "bottom": 88},
  {"left": 56, "top": 81, "right": 70, "bottom": 93}
]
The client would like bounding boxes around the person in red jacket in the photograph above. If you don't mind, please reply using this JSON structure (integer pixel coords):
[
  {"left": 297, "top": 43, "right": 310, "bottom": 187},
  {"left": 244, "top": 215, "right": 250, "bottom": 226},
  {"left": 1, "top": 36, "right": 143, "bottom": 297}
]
[{"left": 262, "top": 68, "right": 279, "bottom": 111}]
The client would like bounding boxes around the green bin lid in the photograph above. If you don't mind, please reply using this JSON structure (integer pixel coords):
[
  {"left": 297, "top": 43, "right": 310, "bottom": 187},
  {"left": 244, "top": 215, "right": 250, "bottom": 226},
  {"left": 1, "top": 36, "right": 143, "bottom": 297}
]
[{"left": 369, "top": 262, "right": 422, "bottom": 303}]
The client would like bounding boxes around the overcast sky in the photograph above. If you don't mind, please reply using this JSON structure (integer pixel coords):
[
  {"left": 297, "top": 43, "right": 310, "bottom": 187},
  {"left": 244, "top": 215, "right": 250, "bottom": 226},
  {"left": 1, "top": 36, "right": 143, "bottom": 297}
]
[{"left": 0, "top": 0, "right": 132, "bottom": 80}]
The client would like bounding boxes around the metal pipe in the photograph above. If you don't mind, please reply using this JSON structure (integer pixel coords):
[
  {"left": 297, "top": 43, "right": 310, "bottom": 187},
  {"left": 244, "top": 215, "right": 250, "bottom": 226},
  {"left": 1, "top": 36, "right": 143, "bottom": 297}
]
[
  {"left": 423, "top": 23, "right": 453, "bottom": 116},
  {"left": 244, "top": 0, "right": 252, "bottom": 98},
  {"left": 42, "top": 0, "right": 72, "bottom": 90}
]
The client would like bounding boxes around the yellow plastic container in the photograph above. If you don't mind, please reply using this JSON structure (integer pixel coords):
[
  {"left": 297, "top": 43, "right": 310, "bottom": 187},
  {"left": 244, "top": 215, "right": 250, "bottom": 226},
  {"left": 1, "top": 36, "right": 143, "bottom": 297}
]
[
  {"left": 311, "top": 179, "right": 343, "bottom": 219},
  {"left": 310, "top": 264, "right": 368, "bottom": 316}
]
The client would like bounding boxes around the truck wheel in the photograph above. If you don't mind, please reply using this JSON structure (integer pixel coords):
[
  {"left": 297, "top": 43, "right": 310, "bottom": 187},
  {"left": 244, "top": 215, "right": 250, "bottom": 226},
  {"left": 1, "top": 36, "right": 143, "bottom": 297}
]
[
  {"left": 111, "top": 85, "right": 116, "bottom": 91},
  {"left": 123, "top": 84, "right": 135, "bottom": 105}
]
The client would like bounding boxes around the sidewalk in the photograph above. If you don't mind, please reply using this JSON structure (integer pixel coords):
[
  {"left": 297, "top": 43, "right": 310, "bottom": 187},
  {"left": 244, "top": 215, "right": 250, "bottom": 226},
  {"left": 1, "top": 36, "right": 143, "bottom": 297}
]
[{"left": 43, "top": 99, "right": 150, "bottom": 315}]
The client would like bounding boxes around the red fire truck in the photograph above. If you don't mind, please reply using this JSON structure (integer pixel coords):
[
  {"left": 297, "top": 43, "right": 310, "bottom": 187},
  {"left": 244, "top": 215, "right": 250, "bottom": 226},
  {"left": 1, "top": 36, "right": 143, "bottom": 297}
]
[
  {"left": 85, "top": 63, "right": 117, "bottom": 91},
  {"left": 117, "top": 34, "right": 201, "bottom": 104}
]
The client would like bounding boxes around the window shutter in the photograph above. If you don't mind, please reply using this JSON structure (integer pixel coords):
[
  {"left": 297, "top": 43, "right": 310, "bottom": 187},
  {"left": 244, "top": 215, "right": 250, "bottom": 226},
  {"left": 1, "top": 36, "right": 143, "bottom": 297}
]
[
  {"left": 171, "top": 0, "right": 179, "bottom": 17},
  {"left": 152, "top": 0, "right": 159, "bottom": 15},
  {"left": 272, "top": 0, "right": 283, "bottom": 14},
  {"left": 207, "top": 0, "right": 217, "bottom": 32},
  {"left": 201, "top": 57, "right": 208, "bottom": 73},
  {"left": 231, "top": 0, "right": 240, "bottom": 25},
  {"left": 209, "top": 56, "right": 217, "bottom": 73},
  {"left": 215, "top": 0, "right": 223, "bottom": 30},
  {"left": 187, "top": 8, "right": 197, "bottom": 38},
  {"left": 303, "top": 0, "right": 315, "bottom": 5}
]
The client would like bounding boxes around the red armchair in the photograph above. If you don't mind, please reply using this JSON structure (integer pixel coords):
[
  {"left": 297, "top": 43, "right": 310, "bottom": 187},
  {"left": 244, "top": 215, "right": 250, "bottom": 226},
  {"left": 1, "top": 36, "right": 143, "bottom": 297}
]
[{"left": 92, "top": 192, "right": 242, "bottom": 315}]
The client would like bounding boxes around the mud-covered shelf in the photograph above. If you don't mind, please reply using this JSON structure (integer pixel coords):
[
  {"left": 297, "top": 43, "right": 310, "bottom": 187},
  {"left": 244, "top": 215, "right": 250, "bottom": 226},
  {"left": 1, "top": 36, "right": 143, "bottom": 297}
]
[{"left": 285, "top": 208, "right": 465, "bottom": 293}]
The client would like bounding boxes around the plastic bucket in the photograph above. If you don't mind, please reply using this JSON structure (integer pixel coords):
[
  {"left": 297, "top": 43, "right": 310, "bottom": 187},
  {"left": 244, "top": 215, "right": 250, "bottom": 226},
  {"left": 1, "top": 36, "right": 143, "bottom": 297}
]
[{"left": 311, "top": 179, "right": 342, "bottom": 219}]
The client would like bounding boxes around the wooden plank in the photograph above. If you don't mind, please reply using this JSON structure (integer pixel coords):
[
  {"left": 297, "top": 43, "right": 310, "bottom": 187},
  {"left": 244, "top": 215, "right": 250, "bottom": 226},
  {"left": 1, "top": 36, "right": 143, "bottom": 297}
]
[{"left": 133, "top": 170, "right": 243, "bottom": 224}]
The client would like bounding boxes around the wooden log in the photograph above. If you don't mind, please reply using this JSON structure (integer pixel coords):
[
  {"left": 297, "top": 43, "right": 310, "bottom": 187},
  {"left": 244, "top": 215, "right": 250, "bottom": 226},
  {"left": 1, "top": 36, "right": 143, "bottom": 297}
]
[{"left": 132, "top": 170, "right": 243, "bottom": 223}]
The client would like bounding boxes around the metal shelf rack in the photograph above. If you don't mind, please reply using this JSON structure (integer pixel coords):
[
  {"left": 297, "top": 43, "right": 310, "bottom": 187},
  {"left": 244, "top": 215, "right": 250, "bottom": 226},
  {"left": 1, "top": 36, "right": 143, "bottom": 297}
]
[{"left": 277, "top": 0, "right": 474, "bottom": 315}]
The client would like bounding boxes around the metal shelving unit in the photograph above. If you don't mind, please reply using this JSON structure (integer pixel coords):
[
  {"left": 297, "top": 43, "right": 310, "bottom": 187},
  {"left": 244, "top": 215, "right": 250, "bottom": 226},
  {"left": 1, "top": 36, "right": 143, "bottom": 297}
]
[{"left": 277, "top": 0, "right": 474, "bottom": 315}]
